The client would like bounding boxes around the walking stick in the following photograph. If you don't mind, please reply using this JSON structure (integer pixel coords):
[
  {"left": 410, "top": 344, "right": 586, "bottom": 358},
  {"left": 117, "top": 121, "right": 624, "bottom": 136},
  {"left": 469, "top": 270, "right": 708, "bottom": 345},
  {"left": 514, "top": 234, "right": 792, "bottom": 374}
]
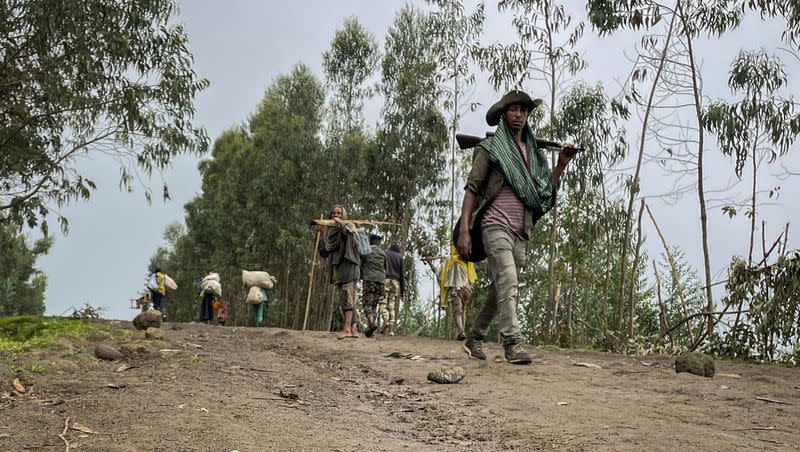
[{"left": 302, "top": 215, "right": 323, "bottom": 334}]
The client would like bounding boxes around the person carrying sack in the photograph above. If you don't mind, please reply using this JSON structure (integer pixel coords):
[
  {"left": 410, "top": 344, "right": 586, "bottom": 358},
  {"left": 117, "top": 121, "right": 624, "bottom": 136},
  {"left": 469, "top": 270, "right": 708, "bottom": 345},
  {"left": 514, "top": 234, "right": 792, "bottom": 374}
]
[
  {"left": 457, "top": 89, "right": 577, "bottom": 365},
  {"left": 147, "top": 268, "right": 167, "bottom": 320}
]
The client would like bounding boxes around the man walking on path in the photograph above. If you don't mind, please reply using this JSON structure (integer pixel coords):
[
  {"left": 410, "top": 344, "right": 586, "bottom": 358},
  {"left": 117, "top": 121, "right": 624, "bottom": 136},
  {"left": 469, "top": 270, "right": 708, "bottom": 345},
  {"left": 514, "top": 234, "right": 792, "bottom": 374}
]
[
  {"left": 381, "top": 244, "right": 405, "bottom": 336},
  {"left": 361, "top": 233, "right": 386, "bottom": 337},
  {"left": 457, "top": 89, "right": 577, "bottom": 364}
]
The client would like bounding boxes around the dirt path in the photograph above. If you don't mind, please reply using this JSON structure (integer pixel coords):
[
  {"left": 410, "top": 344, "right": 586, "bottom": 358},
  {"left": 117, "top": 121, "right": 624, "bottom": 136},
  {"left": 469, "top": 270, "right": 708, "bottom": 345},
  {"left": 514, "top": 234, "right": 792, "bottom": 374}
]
[{"left": 2, "top": 321, "right": 799, "bottom": 451}]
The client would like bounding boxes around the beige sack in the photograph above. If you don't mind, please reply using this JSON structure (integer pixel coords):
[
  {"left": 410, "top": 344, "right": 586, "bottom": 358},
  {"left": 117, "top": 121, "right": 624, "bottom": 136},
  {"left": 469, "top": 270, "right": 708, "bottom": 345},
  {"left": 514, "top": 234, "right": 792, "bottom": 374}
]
[
  {"left": 164, "top": 275, "right": 178, "bottom": 291},
  {"left": 246, "top": 286, "right": 263, "bottom": 305},
  {"left": 201, "top": 272, "right": 220, "bottom": 284},
  {"left": 201, "top": 279, "right": 222, "bottom": 297},
  {"left": 242, "top": 270, "right": 275, "bottom": 289}
]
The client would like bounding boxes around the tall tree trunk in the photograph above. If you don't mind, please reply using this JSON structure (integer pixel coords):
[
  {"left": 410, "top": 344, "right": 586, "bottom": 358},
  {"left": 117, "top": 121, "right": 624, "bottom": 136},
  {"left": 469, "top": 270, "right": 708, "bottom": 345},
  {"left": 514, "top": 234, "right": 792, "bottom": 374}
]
[
  {"left": 748, "top": 146, "right": 758, "bottom": 264},
  {"left": 450, "top": 65, "right": 459, "bottom": 234},
  {"left": 398, "top": 185, "right": 414, "bottom": 333},
  {"left": 544, "top": 2, "right": 560, "bottom": 339},
  {"left": 618, "top": 11, "right": 677, "bottom": 340},
  {"left": 678, "top": 2, "right": 715, "bottom": 338},
  {"left": 628, "top": 199, "right": 645, "bottom": 339}
]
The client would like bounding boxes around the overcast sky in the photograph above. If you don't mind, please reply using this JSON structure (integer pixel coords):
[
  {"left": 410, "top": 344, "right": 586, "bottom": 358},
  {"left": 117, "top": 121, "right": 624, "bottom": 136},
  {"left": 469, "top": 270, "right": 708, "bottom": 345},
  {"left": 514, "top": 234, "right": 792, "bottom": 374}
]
[{"left": 36, "top": 1, "right": 799, "bottom": 320}]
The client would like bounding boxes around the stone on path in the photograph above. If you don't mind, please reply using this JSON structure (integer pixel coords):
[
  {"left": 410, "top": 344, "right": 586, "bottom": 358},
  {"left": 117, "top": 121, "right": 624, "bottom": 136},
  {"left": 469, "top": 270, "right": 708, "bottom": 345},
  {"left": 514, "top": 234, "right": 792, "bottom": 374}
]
[
  {"left": 675, "top": 352, "right": 715, "bottom": 378},
  {"left": 133, "top": 311, "right": 162, "bottom": 330},
  {"left": 95, "top": 344, "right": 124, "bottom": 361},
  {"left": 427, "top": 366, "right": 466, "bottom": 384}
]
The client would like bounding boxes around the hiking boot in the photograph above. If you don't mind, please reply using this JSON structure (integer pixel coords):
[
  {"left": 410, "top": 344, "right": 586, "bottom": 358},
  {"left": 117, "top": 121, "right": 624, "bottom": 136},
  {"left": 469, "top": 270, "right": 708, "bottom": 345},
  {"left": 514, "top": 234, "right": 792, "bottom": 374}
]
[
  {"left": 504, "top": 341, "right": 532, "bottom": 365},
  {"left": 462, "top": 336, "right": 486, "bottom": 360},
  {"left": 456, "top": 332, "right": 466, "bottom": 341}
]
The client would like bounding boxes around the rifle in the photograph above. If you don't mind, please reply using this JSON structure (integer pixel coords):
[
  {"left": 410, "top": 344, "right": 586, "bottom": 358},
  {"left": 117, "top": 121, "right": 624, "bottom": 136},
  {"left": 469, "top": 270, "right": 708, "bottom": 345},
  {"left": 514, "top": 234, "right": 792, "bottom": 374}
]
[{"left": 455, "top": 132, "right": 584, "bottom": 152}]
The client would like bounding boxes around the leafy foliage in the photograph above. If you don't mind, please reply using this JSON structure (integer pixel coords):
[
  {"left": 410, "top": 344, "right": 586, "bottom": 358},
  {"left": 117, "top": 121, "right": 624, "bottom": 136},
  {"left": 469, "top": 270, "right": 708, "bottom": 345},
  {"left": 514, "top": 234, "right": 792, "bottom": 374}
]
[
  {"left": 710, "top": 253, "right": 800, "bottom": 363},
  {"left": 0, "top": 0, "right": 209, "bottom": 232},
  {"left": 322, "top": 17, "right": 380, "bottom": 134},
  {"left": 0, "top": 217, "right": 51, "bottom": 316}
]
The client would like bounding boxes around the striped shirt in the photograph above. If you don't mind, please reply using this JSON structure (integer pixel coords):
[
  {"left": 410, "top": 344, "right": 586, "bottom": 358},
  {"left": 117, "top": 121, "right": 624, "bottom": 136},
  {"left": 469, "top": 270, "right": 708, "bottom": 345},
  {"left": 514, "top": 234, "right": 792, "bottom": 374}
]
[{"left": 481, "top": 142, "right": 529, "bottom": 239}]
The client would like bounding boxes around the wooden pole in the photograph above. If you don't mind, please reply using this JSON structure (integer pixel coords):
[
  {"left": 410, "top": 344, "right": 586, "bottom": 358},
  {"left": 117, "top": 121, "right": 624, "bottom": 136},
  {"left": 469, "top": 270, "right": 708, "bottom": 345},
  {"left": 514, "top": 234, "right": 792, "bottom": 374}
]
[{"left": 302, "top": 216, "right": 324, "bottom": 334}]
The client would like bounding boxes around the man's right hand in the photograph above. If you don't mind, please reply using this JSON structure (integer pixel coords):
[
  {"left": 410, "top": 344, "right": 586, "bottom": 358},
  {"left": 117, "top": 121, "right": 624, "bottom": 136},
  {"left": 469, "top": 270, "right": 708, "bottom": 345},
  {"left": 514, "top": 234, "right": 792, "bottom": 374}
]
[{"left": 457, "top": 229, "right": 471, "bottom": 259}]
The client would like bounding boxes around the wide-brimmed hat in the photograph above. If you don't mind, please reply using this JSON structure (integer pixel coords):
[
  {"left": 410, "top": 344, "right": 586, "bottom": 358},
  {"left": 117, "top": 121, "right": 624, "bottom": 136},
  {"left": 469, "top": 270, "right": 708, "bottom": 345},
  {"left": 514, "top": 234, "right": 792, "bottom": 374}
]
[{"left": 485, "top": 89, "right": 543, "bottom": 126}]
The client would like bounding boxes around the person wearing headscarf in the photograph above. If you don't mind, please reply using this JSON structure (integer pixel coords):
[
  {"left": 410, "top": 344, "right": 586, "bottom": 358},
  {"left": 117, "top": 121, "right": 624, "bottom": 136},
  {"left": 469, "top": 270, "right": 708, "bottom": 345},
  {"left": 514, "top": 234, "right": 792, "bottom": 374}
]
[{"left": 318, "top": 205, "right": 360, "bottom": 339}]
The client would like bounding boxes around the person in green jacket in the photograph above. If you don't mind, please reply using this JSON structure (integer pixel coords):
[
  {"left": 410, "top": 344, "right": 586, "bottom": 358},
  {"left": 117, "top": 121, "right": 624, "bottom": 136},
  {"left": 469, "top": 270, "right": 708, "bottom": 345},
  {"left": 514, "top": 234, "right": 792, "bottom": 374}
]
[{"left": 360, "top": 233, "right": 386, "bottom": 337}]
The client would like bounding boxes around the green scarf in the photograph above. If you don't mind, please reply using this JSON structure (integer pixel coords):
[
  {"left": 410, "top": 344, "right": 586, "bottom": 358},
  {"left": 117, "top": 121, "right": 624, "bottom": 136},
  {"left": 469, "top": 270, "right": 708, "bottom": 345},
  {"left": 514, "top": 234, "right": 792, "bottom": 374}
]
[{"left": 480, "top": 116, "right": 556, "bottom": 216}]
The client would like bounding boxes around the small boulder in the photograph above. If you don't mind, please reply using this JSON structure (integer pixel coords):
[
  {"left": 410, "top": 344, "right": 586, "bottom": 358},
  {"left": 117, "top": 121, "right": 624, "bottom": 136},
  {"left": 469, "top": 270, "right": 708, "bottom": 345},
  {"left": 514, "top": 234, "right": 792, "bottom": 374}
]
[
  {"left": 145, "top": 327, "right": 165, "bottom": 340},
  {"left": 675, "top": 352, "right": 715, "bottom": 378},
  {"left": 95, "top": 344, "right": 124, "bottom": 361},
  {"left": 427, "top": 366, "right": 466, "bottom": 384},
  {"left": 119, "top": 343, "right": 150, "bottom": 358},
  {"left": 133, "top": 311, "right": 162, "bottom": 330}
]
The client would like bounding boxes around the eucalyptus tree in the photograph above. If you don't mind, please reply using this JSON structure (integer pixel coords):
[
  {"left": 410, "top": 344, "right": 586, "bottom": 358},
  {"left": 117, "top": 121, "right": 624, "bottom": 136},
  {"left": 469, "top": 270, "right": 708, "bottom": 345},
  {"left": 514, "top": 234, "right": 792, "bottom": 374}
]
[
  {"left": 703, "top": 50, "right": 800, "bottom": 342},
  {"left": 322, "top": 17, "right": 380, "bottom": 135},
  {"left": 426, "top": 0, "right": 485, "bottom": 233},
  {"left": 149, "top": 64, "right": 329, "bottom": 327},
  {"left": 377, "top": 6, "right": 448, "bottom": 329},
  {"left": 321, "top": 18, "right": 380, "bottom": 213},
  {"left": 0, "top": 216, "right": 51, "bottom": 316},
  {"left": 524, "top": 83, "right": 629, "bottom": 342},
  {"left": 0, "top": 0, "right": 208, "bottom": 233},
  {"left": 704, "top": 51, "right": 800, "bottom": 265},
  {"left": 586, "top": 0, "right": 800, "bottom": 344}
]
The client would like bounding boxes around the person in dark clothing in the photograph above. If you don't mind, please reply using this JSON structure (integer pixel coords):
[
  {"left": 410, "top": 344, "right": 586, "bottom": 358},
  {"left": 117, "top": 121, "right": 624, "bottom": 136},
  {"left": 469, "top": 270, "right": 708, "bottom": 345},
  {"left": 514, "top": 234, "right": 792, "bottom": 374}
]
[
  {"left": 381, "top": 244, "right": 405, "bottom": 336},
  {"left": 200, "top": 291, "right": 214, "bottom": 323},
  {"left": 318, "top": 205, "right": 361, "bottom": 339},
  {"left": 360, "top": 233, "right": 386, "bottom": 337}
]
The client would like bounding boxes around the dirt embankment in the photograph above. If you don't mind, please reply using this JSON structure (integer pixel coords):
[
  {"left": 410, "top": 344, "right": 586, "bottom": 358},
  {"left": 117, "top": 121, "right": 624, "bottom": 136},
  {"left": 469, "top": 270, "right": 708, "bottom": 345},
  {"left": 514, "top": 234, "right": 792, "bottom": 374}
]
[{"left": 2, "top": 321, "right": 799, "bottom": 451}]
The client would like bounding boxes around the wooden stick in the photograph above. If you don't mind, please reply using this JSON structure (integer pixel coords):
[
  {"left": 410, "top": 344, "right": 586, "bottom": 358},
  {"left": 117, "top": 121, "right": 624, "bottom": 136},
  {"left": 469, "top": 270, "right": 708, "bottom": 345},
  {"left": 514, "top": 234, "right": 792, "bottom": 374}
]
[
  {"left": 310, "top": 219, "right": 401, "bottom": 227},
  {"left": 729, "top": 426, "right": 776, "bottom": 432},
  {"left": 58, "top": 417, "right": 71, "bottom": 452},
  {"left": 302, "top": 216, "right": 323, "bottom": 334},
  {"left": 755, "top": 396, "right": 794, "bottom": 405}
]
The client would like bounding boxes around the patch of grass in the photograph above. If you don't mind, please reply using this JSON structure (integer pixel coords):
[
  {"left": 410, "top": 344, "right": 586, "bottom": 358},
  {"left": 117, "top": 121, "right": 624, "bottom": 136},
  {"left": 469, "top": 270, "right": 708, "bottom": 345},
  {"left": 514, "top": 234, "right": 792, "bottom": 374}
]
[
  {"left": 117, "top": 329, "right": 136, "bottom": 342},
  {"left": 0, "top": 316, "right": 103, "bottom": 354},
  {"left": 8, "top": 364, "right": 22, "bottom": 374},
  {"left": 189, "top": 354, "right": 202, "bottom": 364},
  {"left": 29, "top": 364, "right": 45, "bottom": 373}
]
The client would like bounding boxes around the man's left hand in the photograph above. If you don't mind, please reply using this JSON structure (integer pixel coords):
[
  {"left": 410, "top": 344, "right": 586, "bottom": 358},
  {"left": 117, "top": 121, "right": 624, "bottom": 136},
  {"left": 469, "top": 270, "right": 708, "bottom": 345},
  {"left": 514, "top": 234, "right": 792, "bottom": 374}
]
[{"left": 558, "top": 144, "right": 578, "bottom": 166}]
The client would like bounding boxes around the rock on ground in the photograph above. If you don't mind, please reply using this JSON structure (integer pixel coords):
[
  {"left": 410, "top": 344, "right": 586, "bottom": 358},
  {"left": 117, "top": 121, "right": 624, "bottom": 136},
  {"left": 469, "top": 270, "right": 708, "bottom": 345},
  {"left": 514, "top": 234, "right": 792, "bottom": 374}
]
[
  {"left": 427, "top": 366, "right": 466, "bottom": 384},
  {"left": 675, "top": 352, "right": 715, "bottom": 378},
  {"left": 133, "top": 311, "right": 162, "bottom": 330},
  {"left": 94, "top": 344, "right": 124, "bottom": 361}
]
